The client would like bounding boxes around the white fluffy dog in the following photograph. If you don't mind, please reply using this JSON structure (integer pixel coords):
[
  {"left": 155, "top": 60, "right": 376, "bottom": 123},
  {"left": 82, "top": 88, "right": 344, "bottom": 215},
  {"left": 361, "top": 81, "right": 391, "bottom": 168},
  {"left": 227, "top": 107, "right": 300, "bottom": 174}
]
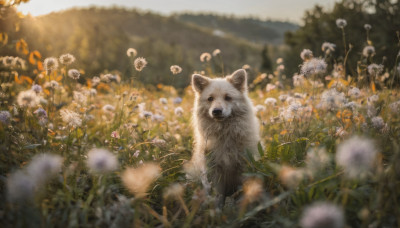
[{"left": 187, "top": 69, "right": 260, "bottom": 205}]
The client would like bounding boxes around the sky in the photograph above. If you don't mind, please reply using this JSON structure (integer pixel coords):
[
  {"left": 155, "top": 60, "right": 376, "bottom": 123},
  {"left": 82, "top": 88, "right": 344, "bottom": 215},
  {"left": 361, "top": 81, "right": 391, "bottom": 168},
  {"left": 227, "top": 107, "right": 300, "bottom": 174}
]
[{"left": 17, "top": 0, "right": 340, "bottom": 23}]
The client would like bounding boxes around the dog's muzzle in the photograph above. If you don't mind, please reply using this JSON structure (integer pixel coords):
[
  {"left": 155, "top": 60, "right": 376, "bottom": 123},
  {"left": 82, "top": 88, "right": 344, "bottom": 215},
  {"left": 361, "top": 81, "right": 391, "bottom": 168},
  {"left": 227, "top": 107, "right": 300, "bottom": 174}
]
[{"left": 212, "top": 108, "right": 224, "bottom": 119}]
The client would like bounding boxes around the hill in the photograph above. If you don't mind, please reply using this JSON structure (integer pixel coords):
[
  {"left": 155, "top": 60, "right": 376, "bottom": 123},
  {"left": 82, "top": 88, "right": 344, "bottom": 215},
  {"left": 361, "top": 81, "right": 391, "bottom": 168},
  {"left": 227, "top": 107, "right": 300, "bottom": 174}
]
[
  {"left": 175, "top": 13, "right": 299, "bottom": 45},
  {"left": 12, "top": 7, "right": 269, "bottom": 88}
]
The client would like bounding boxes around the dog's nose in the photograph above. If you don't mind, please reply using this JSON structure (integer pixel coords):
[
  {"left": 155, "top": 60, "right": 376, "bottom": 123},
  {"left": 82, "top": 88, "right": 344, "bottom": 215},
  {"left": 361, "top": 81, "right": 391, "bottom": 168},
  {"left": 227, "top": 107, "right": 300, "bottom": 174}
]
[{"left": 212, "top": 108, "right": 223, "bottom": 116}]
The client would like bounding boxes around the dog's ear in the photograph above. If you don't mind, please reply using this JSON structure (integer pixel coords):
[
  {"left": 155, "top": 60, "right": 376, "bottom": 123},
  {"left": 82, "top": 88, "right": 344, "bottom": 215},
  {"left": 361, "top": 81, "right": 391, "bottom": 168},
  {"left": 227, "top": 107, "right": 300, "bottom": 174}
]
[
  {"left": 192, "top": 74, "right": 210, "bottom": 93},
  {"left": 227, "top": 69, "right": 247, "bottom": 92}
]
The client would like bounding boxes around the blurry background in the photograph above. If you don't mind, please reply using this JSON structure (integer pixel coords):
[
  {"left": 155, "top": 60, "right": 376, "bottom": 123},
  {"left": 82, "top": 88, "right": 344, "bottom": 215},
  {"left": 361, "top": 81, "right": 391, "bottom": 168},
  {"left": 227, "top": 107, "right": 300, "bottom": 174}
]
[{"left": 1, "top": 0, "right": 399, "bottom": 88}]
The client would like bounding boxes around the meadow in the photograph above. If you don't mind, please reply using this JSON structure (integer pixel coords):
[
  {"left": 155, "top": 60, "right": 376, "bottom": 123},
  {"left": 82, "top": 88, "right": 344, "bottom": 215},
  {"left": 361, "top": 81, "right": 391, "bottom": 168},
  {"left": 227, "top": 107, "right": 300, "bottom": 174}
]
[{"left": 1, "top": 17, "right": 400, "bottom": 228}]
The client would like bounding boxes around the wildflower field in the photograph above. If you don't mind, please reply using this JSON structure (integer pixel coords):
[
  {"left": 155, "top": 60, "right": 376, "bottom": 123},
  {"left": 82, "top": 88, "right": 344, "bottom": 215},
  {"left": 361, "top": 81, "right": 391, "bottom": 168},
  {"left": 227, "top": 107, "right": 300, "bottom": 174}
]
[{"left": 2, "top": 5, "right": 400, "bottom": 227}]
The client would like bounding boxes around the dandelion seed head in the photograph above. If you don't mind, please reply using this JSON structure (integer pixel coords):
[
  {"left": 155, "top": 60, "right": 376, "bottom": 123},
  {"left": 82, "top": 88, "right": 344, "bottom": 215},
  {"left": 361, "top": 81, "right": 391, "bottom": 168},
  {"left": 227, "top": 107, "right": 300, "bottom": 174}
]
[
  {"left": 264, "top": 97, "right": 277, "bottom": 106},
  {"left": 321, "top": 42, "right": 336, "bottom": 54},
  {"left": 49, "top": 80, "right": 59, "bottom": 89},
  {"left": 389, "top": 100, "right": 400, "bottom": 113},
  {"left": 126, "top": 48, "right": 137, "bottom": 57},
  {"left": 300, "top": 202, "right": 344, "bottom": 228},
  {"left": 212, "top": 49, "right": 221, "bottom": 56},
  {"left": 134, "top": 57, "right": 147, "bottom": 72},
  {"left": 163, "top": 183, "right": 184, "bottom": 200},
  {"left": 371, "top": 116, "right": 385, "bottom": 129},
  {"left": 279, "top": 166, "right": 304, "bottom": 188},
  {"left": 68, "top": 69, "right": 80, "bottom": 80},
  {"left": 305, "top": 148, "right": 330, "bottom": 172},
  {"left": 300, "top": 49, "right": 313, "bottom": 61},
  {"left": 159, "top": 98, "right": 168, "bottom": 105},
  {"left": 367, "top": 63, "right": 383, "bottom": 76},
  {"left": 17, "top": 90, "right": 40, "bottom": 108},
  {"left": 300, "top": 58, "right": 327, "bottom": 76},
  {"left": 73, "top": 91, "right": 87, "bottom": 105},
  {"left": 266, "top": 83, "right": 276, "bottom": 92},
  {"left": 293, "top": 74, "right": 306, "bottom": 87},
  {"left": 121, "top": 163, "right": 161, "bottom": 197},
  {"left": 60, "top": 109, "right": 82, "bottom": 128},
  {"left": 87, "top": 148, "right": 118, "bottom": 173},
  {"left": 7, "top": 170, "right": 36, "bottom": 202},
  {"left": 348, "top": 87, "right": 361, "bottom": 98},
  {"left": 0, "top": 110, "right": 11, "bottom": 125},
  {"left": 320, "top": 88, "right": 347, "bottom": 110},
  {"left": 364, "top": 24, "right": 372, "bottom": 30},
  {"left": 276, "top": 58, "right": 283, "bottom": 64},
  {"left": 59, "top": 53, "right": 75, "bottom": 65},
  {"left": 12, "top": 57, "right": 26, "bottom": 69},
  {"left": 102, "top": 104, "right": 115, "bottom": 112},
  {"left": 174, "top": 106, "right": 184, "bottom": 116},
  {"left": 200, "top": 52, "right": 211, "bottom": 62},
  {"left": 27, "top": 153, "right": 63, "bottom": 185},
  {"left": 152, "top": 114, "right": 165, "bottom": 122},
  {"left": 336, "top": 18, "right": 347, "bottom": 28},
  {"left": 92, "top": 76, "right": 101, "bottom": 86},
  {"left": 243, "top": 177, "right": 263, "bottom": 203},
  {"left": 254, "top": 104, "right": 266, "bottom": 113},
  {"left": 170, "top": 65, "right": 182, "bottom": 75},
  {"left": 43, "top": 57, "right": 58, "bottom": 74},
  {"left": 362, "top": 45, "right": 376, "bottom": 57},
  {"left": 2, "top": 56, "right": 14, "bottom": 67},
  {"left": 336, "top": 136, "right": 378, "bottom": 179}
]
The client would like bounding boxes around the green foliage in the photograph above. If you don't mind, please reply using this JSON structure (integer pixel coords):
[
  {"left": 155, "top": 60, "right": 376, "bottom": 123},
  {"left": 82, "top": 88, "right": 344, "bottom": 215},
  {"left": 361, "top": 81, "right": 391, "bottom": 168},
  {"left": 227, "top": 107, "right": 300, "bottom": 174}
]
[{"left": 284, "top": 0, "right": 400, "bottom": 78}]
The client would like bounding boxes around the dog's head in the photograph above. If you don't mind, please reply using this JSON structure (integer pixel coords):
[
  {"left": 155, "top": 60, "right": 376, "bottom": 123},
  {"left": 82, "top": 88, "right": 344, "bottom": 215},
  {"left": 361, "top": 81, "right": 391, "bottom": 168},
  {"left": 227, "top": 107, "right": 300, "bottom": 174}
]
[{"left": 192, "top": 69, "right": 248, "bottom": 121}]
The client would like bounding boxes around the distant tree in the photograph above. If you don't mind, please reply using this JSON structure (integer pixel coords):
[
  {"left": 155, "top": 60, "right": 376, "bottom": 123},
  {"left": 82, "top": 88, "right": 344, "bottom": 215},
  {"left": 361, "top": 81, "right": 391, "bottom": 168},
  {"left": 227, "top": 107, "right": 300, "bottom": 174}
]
[
  {"left": 260, "top": 45, "right": 272, "bottom": 72},
  {"left": 284, "top": 0, "right": 400, "bottom": 79}
]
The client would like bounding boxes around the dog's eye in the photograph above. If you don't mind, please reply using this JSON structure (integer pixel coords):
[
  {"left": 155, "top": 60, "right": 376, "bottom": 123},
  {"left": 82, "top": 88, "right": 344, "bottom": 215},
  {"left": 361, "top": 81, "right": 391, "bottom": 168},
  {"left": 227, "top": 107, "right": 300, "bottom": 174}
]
[
  {"left": 225, "top": 95, "right": 232, "bottom": 101},
  {"left": 208, "top": 96, "right": 214, "bottom": 102}
]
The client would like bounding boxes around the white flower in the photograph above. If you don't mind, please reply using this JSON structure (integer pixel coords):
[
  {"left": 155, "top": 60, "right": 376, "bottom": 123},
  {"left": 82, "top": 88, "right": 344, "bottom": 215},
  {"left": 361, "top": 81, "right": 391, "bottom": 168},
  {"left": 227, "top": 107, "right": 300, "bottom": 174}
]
[
  {"left": 266, "top": 83, "right": 276, "bottom": 92},
  {"left": 293, "top": 74, "right": 306, "bottom": 87},
  {"left": 126, "top": 48, "right": 137, "bottom": 57},
  {"left": 300, "top": 58, "right": 327, "bottom": 76},
  {"left": 43, "top": 57, "right": 58, "bottom": 74},
  {"left": 174, "top": 107, "right": 184, "bottom": 116},
  {"left": 264, "top": 97, "right": 277, "bottom": 106},
  {"left": 300, "top": 49, "right": 313, "bottom": 61},
  {"left": 60, "top": 109, "right": 82, "bottom": 128},
  {"left": 212, "top": 49, "right": 221, "bottom": 56},
  {"left": 254, "top": 104, "right": 266, "bottom": 113},
  {"left": 371, "top": 116, "right": 385, "bottom": 129},
  {"left": 68, "top": 69, "right": 80, "bottom": 80},
  {"left": 17, "top": 90, "right": 40, "bottom": 108},
  {"left": 200, "top": 53, "right": 211, "bottom": 62},
  {"left": 163, "top": 183, "right": 184, "bottom": 200},
  {"left": 367, "top": 63, "right": 383, "bottom": 76},
  {"left": 59, "top": 53, "right": 75, "bottom": 65},
  {"left": 336, "top": 18, "right": 347, "bottom": 28},
  {"left": 348, "top": 87, "right": 361, "bottom": 98},
  {"left": 319, "top": 88, "right": 347, "bottom": 110},
  {"left": 7, "top": 170, "right": 36, "bottom": 202},
  {"left": 321, "top": 42, "right": 336, "bottom": 54},
  {"left": 26, "top": 153, "right": 63, "bottom": 185},
  {"left": 336, "top": 136, "right": 378, "bottom": 179},
  {"left": 300, "top": 202, "right": 344, "bottom": 228},
  {"left": 305, "top": 147, "right": 330, "bottom": 172},
  {"left": 87, "top": 148, "right": 118, "bottom": 173},
  {"left": 362, "top": 46, "right": 375, "bottom": 57},
  {"left": 102, "top": 104, "right": 116, "bottom": 112},
  {"left": 152, "top": 114, "right": 165, "bottom": 122},
  {"left": 159, "top": 98, "right": 168, "bottom": 105},
  {"left": 364, "top": 24, "right": 372, "bottom": 30},
  {"left": 134, "top": 57, "right": 147, "bottom": 71},
  {"left": 170, "top": 65, "right": 182, "bottom": 75},
  {"left": 121, "top": 163, "right": 161, "bottom": 197}
]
